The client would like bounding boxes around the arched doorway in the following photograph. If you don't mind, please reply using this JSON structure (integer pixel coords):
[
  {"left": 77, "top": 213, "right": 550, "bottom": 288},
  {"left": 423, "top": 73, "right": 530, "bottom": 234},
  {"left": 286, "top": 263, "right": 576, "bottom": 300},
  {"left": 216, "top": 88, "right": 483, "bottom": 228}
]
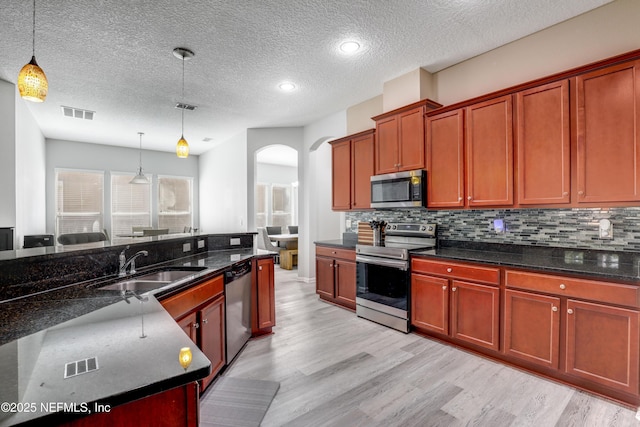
[{"left": 255, "top": 145, "right": 298, "bottom": 231}]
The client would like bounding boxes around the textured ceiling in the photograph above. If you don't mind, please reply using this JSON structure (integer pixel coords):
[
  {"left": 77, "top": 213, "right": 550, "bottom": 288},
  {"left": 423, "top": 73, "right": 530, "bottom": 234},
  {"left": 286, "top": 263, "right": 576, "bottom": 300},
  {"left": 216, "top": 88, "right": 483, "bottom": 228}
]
[{"left": 0, "top": 0, "right": 612, "bottom": 155}]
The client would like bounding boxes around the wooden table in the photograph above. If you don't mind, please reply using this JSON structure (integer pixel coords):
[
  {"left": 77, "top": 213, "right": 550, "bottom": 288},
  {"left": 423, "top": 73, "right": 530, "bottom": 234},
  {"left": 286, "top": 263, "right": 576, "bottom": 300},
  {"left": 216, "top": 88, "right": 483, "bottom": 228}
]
[
  {"left": 270, "top": 234, "right": 298, "bottom": 269},
  {"left": 269, "top": 233, "right": 298, "bottom": 249}
]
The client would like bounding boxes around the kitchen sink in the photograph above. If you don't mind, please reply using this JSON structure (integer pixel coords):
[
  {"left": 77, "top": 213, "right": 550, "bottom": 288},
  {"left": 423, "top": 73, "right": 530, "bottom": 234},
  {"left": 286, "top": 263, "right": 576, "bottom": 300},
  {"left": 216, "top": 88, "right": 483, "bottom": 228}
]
[
  {"left": 96, "top": 266, "right": 207, "bottom": 292},
  {"left": 98, "top": 280, "right": 171, "bottom": 292},
  {"left": 135, "top": 270, "right": 201, "bottom": 282}
]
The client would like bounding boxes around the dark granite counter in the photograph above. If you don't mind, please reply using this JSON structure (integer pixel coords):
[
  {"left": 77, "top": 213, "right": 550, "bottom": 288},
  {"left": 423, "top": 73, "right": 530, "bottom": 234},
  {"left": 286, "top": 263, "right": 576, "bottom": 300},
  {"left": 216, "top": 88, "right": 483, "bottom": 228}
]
[
  {"left": 412, "top": 240, "right": 640, "bottom": 283},
  {"left": 314, "top": 239, "right": 357, "bottom": 249},
  {"left": 0, "top": 247, "right": 273, "bottom": 426}
]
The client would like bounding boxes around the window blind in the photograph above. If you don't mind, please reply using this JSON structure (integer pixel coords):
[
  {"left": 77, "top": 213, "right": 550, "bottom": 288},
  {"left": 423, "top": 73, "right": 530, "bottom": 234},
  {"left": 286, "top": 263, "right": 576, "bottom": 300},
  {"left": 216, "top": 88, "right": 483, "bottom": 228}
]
[
  {"left": 55, "top": 170, "right": 104, "bottom": 236},
  {"left": 158, "top": 176, "right": 193, "bottom": 232},
  {"left": 111, "top": 173, "right": 151, "bottom": 237}
]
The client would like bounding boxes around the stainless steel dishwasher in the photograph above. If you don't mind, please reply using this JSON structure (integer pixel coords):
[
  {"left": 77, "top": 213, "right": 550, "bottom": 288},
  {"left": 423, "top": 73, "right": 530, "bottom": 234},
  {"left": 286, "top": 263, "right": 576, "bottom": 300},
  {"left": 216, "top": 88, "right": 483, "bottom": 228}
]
[{"left": 224, "top": 260, "right": 252, "bottom": 364}]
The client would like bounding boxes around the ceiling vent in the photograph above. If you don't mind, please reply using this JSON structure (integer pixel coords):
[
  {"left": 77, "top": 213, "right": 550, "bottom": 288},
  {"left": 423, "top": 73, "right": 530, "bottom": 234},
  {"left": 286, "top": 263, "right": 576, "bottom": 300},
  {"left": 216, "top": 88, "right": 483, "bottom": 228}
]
[
  {"left": 62, "top": 106, "right": 95, "bottom": 120},
  {"left": 202, "top": 137, "right": 213, "bottom": 142},
  {"left": 175, "top": 102, "right": 197, "bottom": 111}
]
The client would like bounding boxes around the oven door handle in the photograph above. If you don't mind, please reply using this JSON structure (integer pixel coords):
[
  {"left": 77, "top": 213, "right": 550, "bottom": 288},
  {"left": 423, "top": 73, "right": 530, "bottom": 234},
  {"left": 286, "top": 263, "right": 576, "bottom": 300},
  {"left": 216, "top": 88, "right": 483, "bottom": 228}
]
[{"left": 356, "top": 255, "right": 409, "bottom": 271}]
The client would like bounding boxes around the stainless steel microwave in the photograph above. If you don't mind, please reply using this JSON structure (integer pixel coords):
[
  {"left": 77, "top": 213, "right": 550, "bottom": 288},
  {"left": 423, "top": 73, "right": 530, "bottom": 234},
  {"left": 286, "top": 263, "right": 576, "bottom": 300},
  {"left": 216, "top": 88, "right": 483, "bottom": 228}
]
[{"left": 370, "top": 169, "right": 426, "bottom": 208}]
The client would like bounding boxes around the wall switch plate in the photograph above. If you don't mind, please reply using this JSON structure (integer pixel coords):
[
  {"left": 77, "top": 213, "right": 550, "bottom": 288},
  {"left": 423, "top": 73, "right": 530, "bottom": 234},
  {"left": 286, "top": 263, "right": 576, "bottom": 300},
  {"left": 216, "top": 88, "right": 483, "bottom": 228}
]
[
  {"left": 197, "top": 239, "right": 205, "bottom": 249},
  {"left": 230, "top": 238, "right": 240, "bottom": 246},
  {"left": 493, "top": 219, "right": 505, "bottom": 233},
  {"left": 599, "top": 219, "right": 613, "bottom": 239},
  {"left": 346, "top": 219, "right": 352, "bottom": 228},
  {"left": 183, "top": 243, "right": 191, "bottom": 252}
]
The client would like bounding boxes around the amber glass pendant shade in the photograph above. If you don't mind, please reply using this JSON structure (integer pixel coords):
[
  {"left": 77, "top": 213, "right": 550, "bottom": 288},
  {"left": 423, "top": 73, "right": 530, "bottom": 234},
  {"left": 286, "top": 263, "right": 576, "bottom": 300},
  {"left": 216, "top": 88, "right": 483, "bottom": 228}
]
[
  {"left": 178, "top": 347, "right": 192, "bottom": 370},
  {"left": 18, "top": 56, "right": 48, "bottom": 102},
  {"left": 176, "top": 136, "right": 189, "bottom": 158}
]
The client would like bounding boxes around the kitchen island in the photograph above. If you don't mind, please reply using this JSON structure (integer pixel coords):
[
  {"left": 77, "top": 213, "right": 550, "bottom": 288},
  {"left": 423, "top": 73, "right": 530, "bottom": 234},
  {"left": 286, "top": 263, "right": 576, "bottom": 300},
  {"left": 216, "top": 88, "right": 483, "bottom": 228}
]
[{"left": 0, "top": 233, "right": 274, "bottom": 426}]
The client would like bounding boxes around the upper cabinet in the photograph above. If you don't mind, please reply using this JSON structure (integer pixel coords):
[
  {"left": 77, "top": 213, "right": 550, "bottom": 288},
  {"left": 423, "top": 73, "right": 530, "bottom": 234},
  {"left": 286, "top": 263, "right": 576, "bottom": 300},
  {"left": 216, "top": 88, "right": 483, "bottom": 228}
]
[
  {"left": 465, "top": 95, "right": 514, "bottom": 207},
  {"left": 516, "top": 80, "right": 570, "bottom": 205},
  {"left": 576, "top": 60, "right": 640, "bottom": 204},
  {"left": 330, "top": 129, "right": 375, "bottom": 211},
  {"left": 373, "top": 100, "right": 441, "bottom": 175}
]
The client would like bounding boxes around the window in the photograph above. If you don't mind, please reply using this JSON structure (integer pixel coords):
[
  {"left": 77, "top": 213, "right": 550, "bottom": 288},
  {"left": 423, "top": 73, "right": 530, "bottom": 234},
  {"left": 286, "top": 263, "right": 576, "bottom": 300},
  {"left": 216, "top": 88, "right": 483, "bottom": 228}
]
[
  {"left": 55, "top": 169, "right": 104, "bottom": 236},
  {"left": 111, "top": 173, "right": 151, "bottom": 237},
  {"left": 158, "top": 176, "right": 193, "bottom": 233},
  {"left": 271, "top": 184, "right": 291, "bottom": 227}
]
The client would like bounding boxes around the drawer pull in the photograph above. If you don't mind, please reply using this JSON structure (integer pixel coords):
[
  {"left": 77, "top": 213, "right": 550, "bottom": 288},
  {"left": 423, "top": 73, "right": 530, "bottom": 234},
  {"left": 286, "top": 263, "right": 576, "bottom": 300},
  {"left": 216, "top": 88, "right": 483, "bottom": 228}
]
[
  {"left": 259, "top": 266, "right": 263, "bottom": 271},
  {"left": 193, "top": 323, "right": 200, "bottom": 329},
  {"left": 446, "top": 268, "right": 452, "bottom": 273},
  {"left": 203, "top": 318, "right": 208, "bottom": 324},
  {"left": 452, "top": 287, "right": 457, "bottom": 292},
  {"left": 559, "top": 284, "right": 566, "bottom": 290},
  {"left": 567, "top": 309, "right": 574, "bottom": 315},
  {"left": 442, "top": 285, "right": 447, "bottom": 290},
  {"left": 552, "top": 306, "right": 558, "bottom": 312}
]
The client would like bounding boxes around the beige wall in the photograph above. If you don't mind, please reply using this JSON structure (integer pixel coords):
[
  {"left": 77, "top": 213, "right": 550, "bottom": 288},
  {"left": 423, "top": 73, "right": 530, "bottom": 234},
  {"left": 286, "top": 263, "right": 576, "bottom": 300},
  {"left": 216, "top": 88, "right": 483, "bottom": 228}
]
[
  {"left": 434, "top": 0, "right": 640, "bottom": 105},
  {"left": 346, "top": 95, "right": 382, "bottom": 135},
  {"left": 382, "top": 68, "right": 436, "bottom": 112}
]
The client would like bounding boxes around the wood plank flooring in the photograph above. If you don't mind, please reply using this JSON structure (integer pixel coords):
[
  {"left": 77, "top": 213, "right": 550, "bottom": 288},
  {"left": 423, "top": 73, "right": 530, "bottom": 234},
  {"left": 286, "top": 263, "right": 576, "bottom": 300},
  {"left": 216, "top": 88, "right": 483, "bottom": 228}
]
[{"left": 222, "top": 267, "right": 640, "bottom": 426}]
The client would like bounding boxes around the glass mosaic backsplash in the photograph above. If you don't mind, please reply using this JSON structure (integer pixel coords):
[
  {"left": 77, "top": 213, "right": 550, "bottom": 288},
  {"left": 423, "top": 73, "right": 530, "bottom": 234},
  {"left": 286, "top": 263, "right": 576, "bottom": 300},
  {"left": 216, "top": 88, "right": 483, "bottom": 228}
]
[{"left": 346, "top": 207, "right": 640, "bottom": 252}]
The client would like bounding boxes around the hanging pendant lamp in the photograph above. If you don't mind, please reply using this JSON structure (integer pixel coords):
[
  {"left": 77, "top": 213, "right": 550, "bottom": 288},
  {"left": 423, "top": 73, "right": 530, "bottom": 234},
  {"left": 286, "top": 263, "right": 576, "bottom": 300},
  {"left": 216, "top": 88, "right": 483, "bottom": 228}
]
[
  {"left": 173, "top": 48, "right": 194, "bottom": 158},
  {"left": 130, "top": 132, "right": 150, "bottom": 184},
  {"left": 18, "top": 0, "right": 48, "bottom": 102}
]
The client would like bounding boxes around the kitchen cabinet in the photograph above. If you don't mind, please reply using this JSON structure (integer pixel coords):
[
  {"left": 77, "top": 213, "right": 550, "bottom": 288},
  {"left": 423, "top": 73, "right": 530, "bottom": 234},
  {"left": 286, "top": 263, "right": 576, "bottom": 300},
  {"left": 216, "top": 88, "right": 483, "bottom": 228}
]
[
  {"left": 373, "top": 100, "right": 441, "bottom": 175},
  {"left": 330, "top": 129, "right": 375, "bottom": 211},
  {"left": 315, "top": 245, "right": 356, "bottom": 310},
  {"left": 411, "top": 258, "right": 500, "bottom": 351},
  {"left": 465, "top": 94, "right": 514, "bottom": 207},
  {"left": 160, "top": 275, "right": 225, "bottom": 391},
  {"left": 252, "top": 257, "right": 276, "bottom": 335},
  {"left": 426, "top": 109, "right": 465, "bottom": 208},
  {"left": 506, "top": 269, "right": 640, "bottom": 396},
  {"left": 516, "top": 80, "right": 570, "bottom": 205},
  {"left": 576, "top": 59, "right": 640, "bottom": 204}
]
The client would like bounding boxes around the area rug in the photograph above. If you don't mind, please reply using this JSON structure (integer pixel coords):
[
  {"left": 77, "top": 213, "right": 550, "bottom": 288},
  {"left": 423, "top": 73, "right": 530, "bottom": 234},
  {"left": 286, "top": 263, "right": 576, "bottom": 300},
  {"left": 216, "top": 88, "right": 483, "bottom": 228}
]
[{"left": 200, "top": 376, "right": 280, "bottom": 427}]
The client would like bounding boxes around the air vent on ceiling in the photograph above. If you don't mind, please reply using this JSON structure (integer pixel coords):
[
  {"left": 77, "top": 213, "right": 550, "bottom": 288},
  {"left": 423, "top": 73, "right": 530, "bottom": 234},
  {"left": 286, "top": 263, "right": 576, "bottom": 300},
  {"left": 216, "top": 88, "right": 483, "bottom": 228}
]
[
  {"left": 202, "top": 137, "right": 213, "bottom": 142},
  {"left": 61, "top": 106, "right": 95, "bottom": 120},
  {"left": 175, "top": 102, "right": 198, "bottom": 111},
  {"left": 64, "top": 356, "right": 99, "bottom": 379}
]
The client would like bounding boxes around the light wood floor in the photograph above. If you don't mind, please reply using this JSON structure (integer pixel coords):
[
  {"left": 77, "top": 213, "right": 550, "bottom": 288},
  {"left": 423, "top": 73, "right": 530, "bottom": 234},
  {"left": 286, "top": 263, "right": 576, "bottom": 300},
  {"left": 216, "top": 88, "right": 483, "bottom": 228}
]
[{"left": 224, "top": 266, "right": 640, "bottom": 426}]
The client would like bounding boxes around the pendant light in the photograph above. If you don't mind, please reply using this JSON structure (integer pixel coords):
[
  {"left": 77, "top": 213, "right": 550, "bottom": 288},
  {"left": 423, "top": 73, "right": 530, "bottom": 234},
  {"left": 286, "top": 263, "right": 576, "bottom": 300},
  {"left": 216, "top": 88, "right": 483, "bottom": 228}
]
[
  {"left": 130, "top": 132, "right": 150, "bottom": 184},
  {"left": 18, "top": 0, "right": 48, "bottom": 102},
  {"left": 173, "top": 47, "right": 194, "bottom": 158}
]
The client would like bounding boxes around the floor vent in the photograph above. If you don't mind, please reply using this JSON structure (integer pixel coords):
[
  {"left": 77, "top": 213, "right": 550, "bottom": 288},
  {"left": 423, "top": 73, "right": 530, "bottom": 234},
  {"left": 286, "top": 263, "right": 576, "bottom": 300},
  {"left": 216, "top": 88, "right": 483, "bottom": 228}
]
[
  {"left": 175, "top": 102, "right": 198, "bottom": 111},
  {"left": 64, "top": 357, "right": 99, "bottom": 379}
]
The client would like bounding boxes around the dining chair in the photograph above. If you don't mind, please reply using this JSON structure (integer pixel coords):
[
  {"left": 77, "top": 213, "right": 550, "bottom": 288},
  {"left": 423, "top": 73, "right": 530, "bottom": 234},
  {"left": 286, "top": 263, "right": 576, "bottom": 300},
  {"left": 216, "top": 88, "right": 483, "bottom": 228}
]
[
  {"left": 257, "top": 228, "right": 282, "bottom": 263},
  {"left": 287, "top": 225, "right": 298, "bottom": 234}
]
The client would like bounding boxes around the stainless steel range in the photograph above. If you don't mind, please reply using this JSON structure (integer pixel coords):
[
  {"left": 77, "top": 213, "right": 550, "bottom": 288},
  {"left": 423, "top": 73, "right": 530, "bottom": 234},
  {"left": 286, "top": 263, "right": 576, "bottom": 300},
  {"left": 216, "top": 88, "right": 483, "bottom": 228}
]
[{"left": 355, "top": 222, "right": 436, "bottom": 333}]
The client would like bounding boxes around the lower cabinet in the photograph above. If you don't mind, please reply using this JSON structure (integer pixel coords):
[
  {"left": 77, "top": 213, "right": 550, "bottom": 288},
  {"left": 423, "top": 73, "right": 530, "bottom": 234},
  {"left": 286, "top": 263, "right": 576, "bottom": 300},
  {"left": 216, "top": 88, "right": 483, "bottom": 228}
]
[
  {"left": 161, "top": 275, "right": 225, "bottom": 392},
  {"left": 315, "top": 245, "right": 356, "bottom": 310},
  {"left": 252, "top": 257, "right": 276, "bottom": 335},
  {"left": 411, "top": 258, "right": 500, "bottom": 352}
]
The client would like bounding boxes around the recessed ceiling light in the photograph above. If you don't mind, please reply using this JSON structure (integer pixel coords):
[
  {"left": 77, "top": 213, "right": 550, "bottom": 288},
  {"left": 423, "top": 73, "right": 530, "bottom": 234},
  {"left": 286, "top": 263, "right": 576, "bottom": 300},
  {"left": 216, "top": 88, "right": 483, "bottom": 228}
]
[
  {"left": 278, "top": 82, "right": 296, "bottom": 92},
  {"left": 339, "top": 41, "right": 361, "bottom": 54}
]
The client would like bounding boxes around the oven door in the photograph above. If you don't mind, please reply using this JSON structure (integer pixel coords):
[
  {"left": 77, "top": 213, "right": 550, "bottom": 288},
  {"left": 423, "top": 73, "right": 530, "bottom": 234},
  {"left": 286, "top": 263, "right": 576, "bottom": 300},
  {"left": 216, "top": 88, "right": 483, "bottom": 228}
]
[{"left": 355, "top": 255, "right": 410, "bottom": 332}]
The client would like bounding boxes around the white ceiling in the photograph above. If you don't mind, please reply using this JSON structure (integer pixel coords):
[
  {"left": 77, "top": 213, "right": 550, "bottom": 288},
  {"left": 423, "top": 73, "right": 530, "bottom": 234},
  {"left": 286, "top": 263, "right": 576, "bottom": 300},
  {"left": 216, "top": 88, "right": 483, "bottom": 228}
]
[{"left": 0, "top": 0, "right": 612, "bottom": 155}]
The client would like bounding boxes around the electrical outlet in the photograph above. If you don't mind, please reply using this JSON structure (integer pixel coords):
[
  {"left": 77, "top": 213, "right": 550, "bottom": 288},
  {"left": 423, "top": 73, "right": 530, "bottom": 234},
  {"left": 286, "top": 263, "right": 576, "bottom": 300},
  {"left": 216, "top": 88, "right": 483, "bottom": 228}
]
[
  {"left": 346, "top": 219, "right": 352, "bottom": 228},
  {"left": 183, "top": 243, "right": 191, "bottom": 252},
  {"left": 493, "top": 219, "right": 505, "bottom": 233},
  {"left": 599, "top": 219, "right": 613, "bottom": 239},
  {"left": 230, "top": 238, "right": 240, "bottom": 246},
  {"left": 197, "top": 239, "right": 205, "bottom": 249}
]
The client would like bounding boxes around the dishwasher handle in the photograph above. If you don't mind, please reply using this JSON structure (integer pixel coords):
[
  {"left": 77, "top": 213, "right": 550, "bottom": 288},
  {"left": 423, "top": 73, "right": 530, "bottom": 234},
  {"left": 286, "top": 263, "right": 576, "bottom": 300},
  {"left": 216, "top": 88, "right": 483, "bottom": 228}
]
[{"left": 225, "top": 261, "right": 252, "bottom": 282}]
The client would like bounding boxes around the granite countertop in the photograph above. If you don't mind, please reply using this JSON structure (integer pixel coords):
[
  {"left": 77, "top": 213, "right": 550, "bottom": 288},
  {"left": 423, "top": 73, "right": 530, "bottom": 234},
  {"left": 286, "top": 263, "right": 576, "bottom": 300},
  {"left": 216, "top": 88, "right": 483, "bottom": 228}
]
[
  {"left": 314, "top": 239, "right": 357, "bottom": 249},
  {"left": 412, "top": 241, "right": 640, "bottom": 283},
  {"left": 0, "top": 248, "right": 272, "bottom": 426}
]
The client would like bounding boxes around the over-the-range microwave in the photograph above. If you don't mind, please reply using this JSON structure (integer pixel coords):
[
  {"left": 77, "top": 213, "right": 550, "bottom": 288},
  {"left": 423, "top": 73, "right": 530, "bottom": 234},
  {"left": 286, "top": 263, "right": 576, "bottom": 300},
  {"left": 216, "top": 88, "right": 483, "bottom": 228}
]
[{"left": 370, "top": 169, "right": 426, "bottom": 209}]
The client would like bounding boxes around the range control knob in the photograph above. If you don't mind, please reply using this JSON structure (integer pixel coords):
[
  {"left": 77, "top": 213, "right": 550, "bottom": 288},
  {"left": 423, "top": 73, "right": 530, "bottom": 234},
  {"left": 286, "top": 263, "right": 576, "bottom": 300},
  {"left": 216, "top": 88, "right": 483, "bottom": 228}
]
[
  {"left": 386, "top": 224, "right": 391, "bottom": 230},
  {"left": 428, "top": 226, "right": 434, "bottom": 231},
  {"left": 392, "top": 225, "right": 397, "bottom": 230},
  {"left": 421, "top": 226, "right": 426, "bottom": 231}
]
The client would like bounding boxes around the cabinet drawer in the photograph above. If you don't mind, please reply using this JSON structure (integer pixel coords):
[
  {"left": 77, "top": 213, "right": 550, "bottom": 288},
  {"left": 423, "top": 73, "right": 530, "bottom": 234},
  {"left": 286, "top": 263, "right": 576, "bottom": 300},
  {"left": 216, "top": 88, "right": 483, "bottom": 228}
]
[
  {"left": 316, "top": 246, "right": 356, "bottom": 261},
  {"left": 411, "top": 258, "right": 500, "bottom": 285},
  {"left": 161, "top": 275, "right": 224, "bottom": 319},
  {"left": 505, "top": 270, "right": 640, "bottom": 308}
]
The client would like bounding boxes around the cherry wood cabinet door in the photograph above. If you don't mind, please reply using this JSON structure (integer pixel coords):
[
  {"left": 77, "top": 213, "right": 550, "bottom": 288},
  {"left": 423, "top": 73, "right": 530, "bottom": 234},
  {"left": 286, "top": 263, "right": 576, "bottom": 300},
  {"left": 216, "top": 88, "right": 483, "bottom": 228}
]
[
  {"left": 504, "top": 289, "right": 560, "bottom": 369},
  {"left": 331, "top": 139, "right": 352, "bottom": 210},
  {"left": 450, "top": 280, "right": 500, "bottom": 351},
  {"left": 177, "top": 312, "right": 198, "bottom": 343},
  {"left": 398, "top": 106, "right": 426, "bottom": 172},
  {"left": 351, "top": 132, "right": 375, "bottom": 210},
  {"left": 316, "top": 256, "right": 336, "bottom": 299},
  {"left": 411, "top": 274, "right": 449, "bottom": 335},
  {"left": 516, "top": 80, "right": 570, "bottom": 205},
  {"left": 565, "top": 299, "right": 640, "bottom": 395},
  {"left": 256, "top": 257, "right": 276, "bottom": 329},
  {"left": 199, "top": 295, "right": 225, "bottom": 391},
  {"left": 426, "top": 109, "right": 465, "bottom": 208},
  {"left": 465, "top": 95, "right": 514, "bottom": 207},
  {"left": 375, "top": 115, "right": 400, "bottom": 174},
  {"left": 576, "top": 60, "right": 640, "bottom": 203},
  {"left": 335, "top": 259, "right": 356, "bottom": 309}
]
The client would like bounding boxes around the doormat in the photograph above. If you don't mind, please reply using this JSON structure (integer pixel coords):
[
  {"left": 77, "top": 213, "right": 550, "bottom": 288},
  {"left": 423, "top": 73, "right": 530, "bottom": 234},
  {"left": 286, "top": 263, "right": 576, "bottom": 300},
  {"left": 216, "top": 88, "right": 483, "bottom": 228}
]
[{"left": 200, "top": 376, "right": 280, "bottom": 427}]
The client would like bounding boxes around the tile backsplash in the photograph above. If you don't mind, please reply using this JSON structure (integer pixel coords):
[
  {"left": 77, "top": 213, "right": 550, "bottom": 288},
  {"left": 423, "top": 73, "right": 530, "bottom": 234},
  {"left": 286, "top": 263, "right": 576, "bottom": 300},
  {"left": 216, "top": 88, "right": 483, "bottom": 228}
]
[{"left": 346, "top": 207, "right": 640, "bottom": 252}]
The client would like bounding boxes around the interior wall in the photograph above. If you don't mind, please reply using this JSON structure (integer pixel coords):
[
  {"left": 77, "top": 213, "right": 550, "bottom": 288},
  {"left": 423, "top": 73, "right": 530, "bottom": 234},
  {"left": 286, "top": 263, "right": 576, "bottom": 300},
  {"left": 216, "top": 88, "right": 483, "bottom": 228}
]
[
  {"left": 256, "top": 163, "right": 297, "bottom": 184},
  {"left": 15, "top": 91, "right": 46, "bottom": 248},
  {"left": 0, "top": 80, "right": 16, "bottom": 233},
  {"left": 46, "top": 139, "right": 200, "bottom": 236},
  {"left": 346, "top": 95, "right": 382, "bottom": 135},
  {"left": 434, "top": 0, "right": 640, "bottom": 105},
  {"left": 199, "top": 132, "right": 248, "bottom": 233}
]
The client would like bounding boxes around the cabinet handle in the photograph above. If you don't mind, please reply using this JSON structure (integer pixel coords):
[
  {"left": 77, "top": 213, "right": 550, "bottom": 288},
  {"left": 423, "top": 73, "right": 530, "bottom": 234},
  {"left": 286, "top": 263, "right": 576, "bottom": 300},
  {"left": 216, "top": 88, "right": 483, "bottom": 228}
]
[
  {"left": 442, "top": 285, "right": 447, "bottom": 290},
  {"left": 203, "top": 318, "right": 208, "bottom": 324},
  {"left": 329, "top": 263, "right": 333, "bottom": 267},
  {"left": 467, "top": 196, "right": 472, "bottom": 201},
  {"left": 563, "top": 192, "right": 569, "bottom": 196},
  {"left": 578, "top": 191, "right": 584, "bottom": 196},
  {"left": 446, "top": 268, "right": 452, "bottom": 273},
  {"left": 552, "top": 306, "right": 558, "bottom": 312},
  {"left": 259, "top": 266, "right": 263, "bottom": 271},
  {"left": 567, "top": 309, "right": 574, "bottom": 314},
  {"left": 559, "top": 284, "right": 566, "bottom": 290},
  {"left": 193, "top": 323, "right": 199, "bottom": 329},
  {"left": 332, "top": 251, "right": 337, "bottom": 254},
  {"left": 452, "top": 287, "right": 457, "bottom": 292},
  {"left": 458, "top": 197, "right": 463, "bottom": 201}
]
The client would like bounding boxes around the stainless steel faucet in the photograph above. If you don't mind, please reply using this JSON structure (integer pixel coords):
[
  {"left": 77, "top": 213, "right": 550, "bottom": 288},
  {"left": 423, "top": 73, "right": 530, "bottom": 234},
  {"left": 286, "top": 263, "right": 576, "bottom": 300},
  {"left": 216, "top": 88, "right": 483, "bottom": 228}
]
[{"left": 118, "top": 246, "right": 149, "bottom": 276}]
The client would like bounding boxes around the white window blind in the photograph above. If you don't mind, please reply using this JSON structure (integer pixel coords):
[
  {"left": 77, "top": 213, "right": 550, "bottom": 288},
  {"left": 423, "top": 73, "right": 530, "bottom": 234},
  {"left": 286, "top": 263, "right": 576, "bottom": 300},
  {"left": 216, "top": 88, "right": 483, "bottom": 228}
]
[
  {"left": 111, "top": 173, "right": 152, "bottom": 237},
  {"left": 271, "top": 184, "right": 291, "bottom": 227},
  {"left": 55, "top": 170, "right": 104, "bottom": 236},
  {"left": 158, "top": 176, "right": 193, "bottom": 233}
]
